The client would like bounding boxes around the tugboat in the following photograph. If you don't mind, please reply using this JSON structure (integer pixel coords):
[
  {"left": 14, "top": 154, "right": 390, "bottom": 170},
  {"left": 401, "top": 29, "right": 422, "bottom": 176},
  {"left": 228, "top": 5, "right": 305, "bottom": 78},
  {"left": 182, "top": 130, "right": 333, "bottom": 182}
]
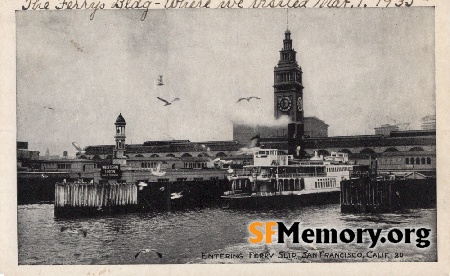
[{"left": 221, "top": 150, "right": 354, "bottom": 209}]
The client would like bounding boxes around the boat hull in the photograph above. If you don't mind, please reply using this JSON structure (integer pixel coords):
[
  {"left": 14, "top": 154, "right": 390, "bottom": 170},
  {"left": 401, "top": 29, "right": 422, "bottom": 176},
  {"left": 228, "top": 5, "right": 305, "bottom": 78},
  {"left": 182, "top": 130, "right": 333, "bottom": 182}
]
[{"left": 221, "top": 190, "right": 340, "bottom": 209}]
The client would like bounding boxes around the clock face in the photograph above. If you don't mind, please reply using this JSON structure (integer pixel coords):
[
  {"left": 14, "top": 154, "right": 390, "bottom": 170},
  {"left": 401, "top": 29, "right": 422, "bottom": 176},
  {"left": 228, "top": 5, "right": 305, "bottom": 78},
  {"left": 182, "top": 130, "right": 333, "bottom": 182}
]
[
  {"left": 278, "top": 96, "right": 292, "bottom": 112},
  {"left": 297, "top": 97, "right": 303, "bottom": 111}
]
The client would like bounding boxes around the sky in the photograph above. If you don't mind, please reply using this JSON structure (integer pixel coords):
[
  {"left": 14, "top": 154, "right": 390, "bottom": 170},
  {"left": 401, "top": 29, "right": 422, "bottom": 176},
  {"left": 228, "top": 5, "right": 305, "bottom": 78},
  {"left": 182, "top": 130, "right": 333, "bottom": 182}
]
[{"left": 16, "top": 8, "right": 435, "bottom": 156}]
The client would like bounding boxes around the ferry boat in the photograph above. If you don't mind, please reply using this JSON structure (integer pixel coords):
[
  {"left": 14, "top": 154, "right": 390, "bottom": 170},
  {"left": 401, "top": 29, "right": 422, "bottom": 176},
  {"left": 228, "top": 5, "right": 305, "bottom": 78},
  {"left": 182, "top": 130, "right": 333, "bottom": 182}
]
[{"left": 221, "top": 150, "right": 354, "bottom": 209}]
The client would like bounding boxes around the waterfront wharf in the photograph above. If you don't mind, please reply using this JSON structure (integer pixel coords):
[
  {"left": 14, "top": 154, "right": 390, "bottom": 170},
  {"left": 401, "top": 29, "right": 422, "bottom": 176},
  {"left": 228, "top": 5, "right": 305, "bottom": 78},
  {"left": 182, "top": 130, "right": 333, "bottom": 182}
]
[
  {"left": 340, "top": 177, "right": 436, "bottom": 213},
  {"left": 54, "top": 182, "right": 138, "bottom": 217}
]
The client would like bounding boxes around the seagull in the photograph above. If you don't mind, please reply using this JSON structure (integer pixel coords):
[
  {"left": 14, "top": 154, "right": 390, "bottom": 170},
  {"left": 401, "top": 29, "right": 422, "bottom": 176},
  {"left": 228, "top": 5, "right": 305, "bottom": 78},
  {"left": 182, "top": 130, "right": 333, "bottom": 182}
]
[
  {"left": 236, "top": 96, "right": 261, "bottom": 103},
  {"left": 151, "top": 163, "right": 166, "bottom": 176},
  {"left": 60, "top": 226, "right": 88, "bottom": 237},
  {"left": 138, "top": 182, "right": 148, "bottom": 191},
  {"left": 157, "top": 75, "right": 164, "bottom": 86},
  {"left": 156, "top": 97, "right": 180, "bottom": 106},
  {"left": 44, "top": 106, "right": 54, "bottom": 110},
  {"left": 200, "top": 144, "right": 211, "bottom": 152},
  {"left": 208, "top": 158, "right": 221, "bottom": 164},
  {"left": 170, "top": 191, "right": 183, "bottom": 200},
  {"left": 219, "top": 159, "right": 233, "bottom": 165},
  {"left": 70, "top": 39, "right": 83, "bottom": 52},
  {"left": 135, "top": 249, "right": 163, "bottom": 258}
]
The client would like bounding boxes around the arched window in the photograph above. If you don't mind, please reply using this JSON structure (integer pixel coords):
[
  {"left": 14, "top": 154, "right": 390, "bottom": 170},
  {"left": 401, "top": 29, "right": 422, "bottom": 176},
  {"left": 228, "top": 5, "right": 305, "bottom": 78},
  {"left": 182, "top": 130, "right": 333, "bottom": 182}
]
[
  {"left": 339, "top": 149, "right": 352, "bottom": 154},
  {"left": 216, "top": 152, "right": 227, "bottom": 157},
  {"left": 405, "top": 158, "right": 409, "bottom": 164},
  {"left": 410, "top": 157, "right": 415, "bottom": 165},
  {"left": 135, "top": 154, "right": 144, "bottom": 157},
  {"left": 360, "top": 148, "right": 375, "bottom": 154},
  {"left": 427, "top": 157, "right": 431, "bottom": 164},
  {"left": 181, "top": 153, "right": 192, "bottom": 158},
  {"left": 384, "top": 147, "right": 399, "bottom": 152},
  {"left": 416, "top": 157, "right": 420, "bottom": 164},
  {"left": 166, "top": 154, "right": 175, "bottom": 157},
  {"left": 409, "top": 147, "right": 424, "bottom": 152},
  {"left": 421, "top": 157, "right": 425, "bottom": 164},
  {"left": 150, "top": 154, "right": 160, "bottom": 158}
]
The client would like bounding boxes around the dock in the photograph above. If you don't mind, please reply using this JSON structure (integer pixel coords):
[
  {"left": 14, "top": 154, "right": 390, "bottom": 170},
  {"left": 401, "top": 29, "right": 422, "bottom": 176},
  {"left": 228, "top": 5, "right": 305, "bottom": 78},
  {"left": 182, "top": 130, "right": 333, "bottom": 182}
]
[
  {"left": 340, "top": 177, "right": 436, "bottom": 213},
  {"left": 54, "top": 182, "right": 138, "bottom": 217}
]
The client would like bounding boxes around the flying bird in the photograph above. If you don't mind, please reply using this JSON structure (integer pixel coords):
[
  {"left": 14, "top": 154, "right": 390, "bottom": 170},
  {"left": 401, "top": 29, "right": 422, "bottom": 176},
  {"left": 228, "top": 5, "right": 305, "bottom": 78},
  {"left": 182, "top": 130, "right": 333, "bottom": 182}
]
[
  {"left": 60, "top": 226, "right": 88, "bottom": 237},
  {"left": 72, "top": 142, "right": 86, "bottom": 155},
  {"left": 236, "top": 96, "right": 261, "bottom": 103},
  {"left": 138, "top": 182, "right": 148, "bottom": 190},
  {"left": 157, "top": 75, "right": 164, "bottom": 86},
  {"left": 156, "top": 97, "right": 180, "bottom": 106},
  {"left": 44, "top": 106, "right": 54, "bottom": 110},
  {"left": 135, "top": 249, "right": 163, "bottom": 258},
  {"left": 200, "top": 144, "right": 211, "bottom": 152},
  {"left": 70, "top": 39, "right": 83, "bottom": 52},
  {"left": 151, "top": 163, "right": 166, "bottom": 176},
  {"left": 170, "top": 191, "right": 183, "bottom": 200},
  {"left": 208, "top": 158, "right": 221, "bottom": 164}
]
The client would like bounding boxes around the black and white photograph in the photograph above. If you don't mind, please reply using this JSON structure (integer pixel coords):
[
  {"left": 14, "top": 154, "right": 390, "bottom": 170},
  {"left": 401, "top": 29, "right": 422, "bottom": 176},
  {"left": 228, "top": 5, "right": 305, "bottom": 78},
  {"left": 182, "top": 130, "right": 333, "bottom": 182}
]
[{"left": 6, "top": 2, "right": 447, "bottom": 273}]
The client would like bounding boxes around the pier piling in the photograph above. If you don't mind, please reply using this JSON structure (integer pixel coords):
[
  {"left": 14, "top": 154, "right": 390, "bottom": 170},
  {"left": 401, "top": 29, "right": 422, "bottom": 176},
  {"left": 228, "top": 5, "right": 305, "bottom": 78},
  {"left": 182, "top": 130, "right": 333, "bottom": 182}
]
[{"left": 54, "top": 182, "right": 138, "bottom": 217}]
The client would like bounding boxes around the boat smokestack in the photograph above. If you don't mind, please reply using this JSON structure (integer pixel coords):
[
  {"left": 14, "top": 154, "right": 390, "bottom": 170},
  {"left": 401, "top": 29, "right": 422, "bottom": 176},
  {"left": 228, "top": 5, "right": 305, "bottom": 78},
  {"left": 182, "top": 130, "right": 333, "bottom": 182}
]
[{"left": 288, "top": 123, "right": 304, "bottom": 158}]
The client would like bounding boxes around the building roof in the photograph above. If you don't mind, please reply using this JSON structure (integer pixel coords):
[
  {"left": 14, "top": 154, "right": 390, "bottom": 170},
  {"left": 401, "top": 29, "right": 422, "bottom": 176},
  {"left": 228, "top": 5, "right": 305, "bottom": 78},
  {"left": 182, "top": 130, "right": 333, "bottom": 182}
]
[
  {"left": 115, "top": 113, "right": 126, "bottom": 125},
  {"left": 304, "top": 117, "right": 329, "bottom": 127},
  {"left": 85, "top": 140, "right": 242, "bottom": 155}
]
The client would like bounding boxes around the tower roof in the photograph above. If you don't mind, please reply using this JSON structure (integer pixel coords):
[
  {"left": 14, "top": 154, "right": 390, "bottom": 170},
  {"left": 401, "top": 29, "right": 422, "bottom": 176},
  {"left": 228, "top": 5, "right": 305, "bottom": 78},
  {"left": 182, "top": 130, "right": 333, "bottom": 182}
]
[{"left": 115, "top": 113, "right": 126, "bottom": 125}]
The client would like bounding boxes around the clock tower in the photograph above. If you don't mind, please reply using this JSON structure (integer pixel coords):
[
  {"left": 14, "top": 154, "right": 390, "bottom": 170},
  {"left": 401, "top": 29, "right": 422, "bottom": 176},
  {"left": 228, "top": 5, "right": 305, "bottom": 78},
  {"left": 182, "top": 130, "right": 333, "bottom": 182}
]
[{"left": 273, "top": 29, "right": 304, "bottom": 157}]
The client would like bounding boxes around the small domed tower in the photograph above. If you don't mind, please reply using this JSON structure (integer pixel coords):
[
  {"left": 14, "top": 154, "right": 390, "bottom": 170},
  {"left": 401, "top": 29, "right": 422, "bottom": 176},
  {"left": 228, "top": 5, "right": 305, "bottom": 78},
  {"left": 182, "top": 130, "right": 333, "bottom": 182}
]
[{"left": 113, "top": 113, "right": 127, "bottom": 165}]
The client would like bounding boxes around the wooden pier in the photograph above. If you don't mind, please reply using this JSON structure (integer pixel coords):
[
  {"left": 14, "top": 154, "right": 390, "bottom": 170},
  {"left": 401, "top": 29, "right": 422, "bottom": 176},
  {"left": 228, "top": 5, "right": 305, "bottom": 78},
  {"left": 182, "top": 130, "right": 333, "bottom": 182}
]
[
  {"left": 54, "top": 182, "right": 138, "bottom": 217},
  {"left": 340, "top": 177, "right": 436, "bottom": 213}
]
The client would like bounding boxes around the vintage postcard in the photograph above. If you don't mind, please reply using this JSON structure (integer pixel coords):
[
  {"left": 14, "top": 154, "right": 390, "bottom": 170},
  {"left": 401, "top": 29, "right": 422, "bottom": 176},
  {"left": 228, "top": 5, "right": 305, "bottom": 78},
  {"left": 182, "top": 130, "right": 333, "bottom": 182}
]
[{"left": 1, "top": 0, "right": 450, "bottom": 275}]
